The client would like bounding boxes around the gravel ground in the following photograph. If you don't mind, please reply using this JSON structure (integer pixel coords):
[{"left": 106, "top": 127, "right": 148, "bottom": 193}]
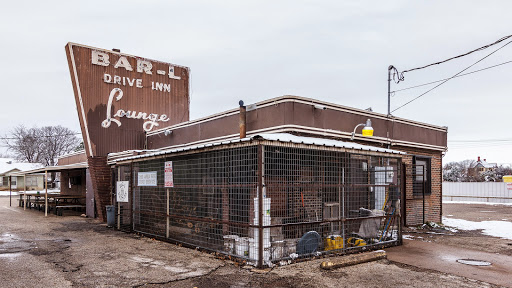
[{"left": 0, "top": 197, "right": 506, "bottom": 287}]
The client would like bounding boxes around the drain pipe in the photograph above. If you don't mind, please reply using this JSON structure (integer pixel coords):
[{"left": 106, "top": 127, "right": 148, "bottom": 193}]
[{"left": 239, "top": 100, "right": 246, "bottom": 139}]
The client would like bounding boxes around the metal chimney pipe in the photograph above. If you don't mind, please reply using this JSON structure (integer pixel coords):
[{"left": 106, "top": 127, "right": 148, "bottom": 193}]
[{"left": 239, "top": 100, "right": 246, "bottom": 139}]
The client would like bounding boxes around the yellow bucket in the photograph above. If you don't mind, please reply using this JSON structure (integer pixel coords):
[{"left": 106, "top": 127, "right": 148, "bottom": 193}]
[{"left": 324, "top": 236, "right": 343, "bottom": 251}]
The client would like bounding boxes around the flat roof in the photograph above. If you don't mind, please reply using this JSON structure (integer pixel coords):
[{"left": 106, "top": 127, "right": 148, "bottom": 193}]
[
  {"left": 10, "top": 162, "right": 88, "bottom": 176},
  {"left": 110, "top": 133, "right": 405, "bottom": 164}
]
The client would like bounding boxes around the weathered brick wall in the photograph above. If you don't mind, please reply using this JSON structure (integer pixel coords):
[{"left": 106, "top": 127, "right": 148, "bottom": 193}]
[
  {"left": 395, "top": 146, "right": 443, "bottom": 226},
  {"left": 87, "top": 156, "right": 112, "bottom": 222}
]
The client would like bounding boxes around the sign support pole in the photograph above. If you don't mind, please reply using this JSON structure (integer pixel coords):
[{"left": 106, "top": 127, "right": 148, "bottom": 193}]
[
  {"left": 166, "top": 188, "right": 170, "bottom": 239},
  {"left": 24, "top": 175, "right": 26, "bottom": 211}
]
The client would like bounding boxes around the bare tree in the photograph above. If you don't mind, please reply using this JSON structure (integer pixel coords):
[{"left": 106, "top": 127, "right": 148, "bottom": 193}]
[
  {"left": 3, "top": 125, "right": 80, "bottom": 166},
  {"left": 38, "top": 126, "right": 81, "bottom": 166},
  {"left": 3, "top": 125, "right": 41, "bottom": 163}
]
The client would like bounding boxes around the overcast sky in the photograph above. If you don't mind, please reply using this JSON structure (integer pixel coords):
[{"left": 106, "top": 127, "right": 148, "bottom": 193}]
[{"left": 1, "top": 1, "right": 511, "bottom": 164}]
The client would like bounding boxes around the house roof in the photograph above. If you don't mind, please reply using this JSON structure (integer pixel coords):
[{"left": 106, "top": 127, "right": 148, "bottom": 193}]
[
  {"left": 0, "top": 158, "right": 44, "bottom": 175},
  {"left": 474, "top": 160, "right": 498, "bottom": 169},
  {"left": 10, "top": 162, "right": 89, "bottom": 176},
  {"left": 110, "top": 133, "right": 405, "bottom": 164}
]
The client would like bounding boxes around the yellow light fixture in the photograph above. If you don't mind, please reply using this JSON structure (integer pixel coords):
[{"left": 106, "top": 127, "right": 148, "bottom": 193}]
[{"left": 352, "top": 119, "right": 373, "bottom": 140}]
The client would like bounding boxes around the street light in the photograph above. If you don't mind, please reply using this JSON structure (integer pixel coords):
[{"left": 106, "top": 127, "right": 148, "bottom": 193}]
[{"left": 351, "top": 119, "right": 374, "bottom": 140}]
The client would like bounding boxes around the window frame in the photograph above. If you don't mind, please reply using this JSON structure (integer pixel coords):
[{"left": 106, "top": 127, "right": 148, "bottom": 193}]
[{"left": 413, "top": 156, "right": 431, "bottom": 196}]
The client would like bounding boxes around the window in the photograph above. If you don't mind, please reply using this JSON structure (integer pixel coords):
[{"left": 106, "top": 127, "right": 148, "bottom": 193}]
[
  {"left": 413, "top": 156, "right": 431, "bottom": 196},
  {"left": 26, "top": 177, "right": 37, "bottom": 187},
  {"left": 2, "top": 177, "right": 7, "bottom": 186}
]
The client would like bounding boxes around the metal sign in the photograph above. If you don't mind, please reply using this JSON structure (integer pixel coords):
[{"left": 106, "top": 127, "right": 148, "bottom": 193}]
[
  {"left": 138, "top": 171, "right": 158, "bottom": 187},
  {"left": 116, "top": 181, "right": 129, "bottom": 202},
  {"left": 65, "top": 43, "right": 190, "bottom": 157},
  {"left": 164, "top": 161, "right": 174, "bottom": 188}
]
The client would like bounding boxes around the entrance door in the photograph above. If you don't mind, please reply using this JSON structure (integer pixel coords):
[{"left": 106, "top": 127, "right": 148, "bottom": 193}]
[{"left": 11, "top": 176, "right": 17, "bottom": 190}]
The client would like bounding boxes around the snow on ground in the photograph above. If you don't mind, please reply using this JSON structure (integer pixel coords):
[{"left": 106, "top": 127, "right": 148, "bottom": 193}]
[
  {"left": 442, "top": 216, "right": 512, "bottom": 240},
  {"left": 443, "top": 200, "right": 512, "bottom": 206},
  {"left": 0, "top": 189, "right": 60, "bottom": 196},
  {"left": 402, "top": 235, "right": 414, "bottom": 240}
]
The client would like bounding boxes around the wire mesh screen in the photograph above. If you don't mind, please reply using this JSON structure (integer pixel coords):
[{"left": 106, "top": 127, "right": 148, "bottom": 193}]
[
  {"left": 115, "top": 142, "right": 402, "bottom": 267},
  {"left": 114, "top": 165, "right": 132, "bottom": 232},
  {"left": 263, "top": 145, "right": 401, "bottom": 263}
]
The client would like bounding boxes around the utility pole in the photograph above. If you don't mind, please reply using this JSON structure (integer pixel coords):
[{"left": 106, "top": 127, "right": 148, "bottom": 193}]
[{"left": 388, "top": 65, "right": 393, "bottom": 116}]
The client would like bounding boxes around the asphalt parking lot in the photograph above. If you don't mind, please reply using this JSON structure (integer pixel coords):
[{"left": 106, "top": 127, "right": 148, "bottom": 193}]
[{"left": 0, "top": 197, "right": 509, "bottom": 287}]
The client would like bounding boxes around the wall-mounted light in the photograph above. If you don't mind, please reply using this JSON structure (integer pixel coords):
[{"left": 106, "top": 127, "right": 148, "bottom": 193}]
[{"left": 351, "top": 119, "right": 373, "bottom": 140}]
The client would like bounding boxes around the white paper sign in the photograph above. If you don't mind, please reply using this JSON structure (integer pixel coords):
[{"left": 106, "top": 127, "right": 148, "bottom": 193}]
[
  {"left": 116, "top": 181, "right": 129, "bottom": 202},
  {"left": 138, "top": 171, "right": 158, "bottom": 186},
  {"left": 164, "top": 161, "right": 174, "bottom": 188}
]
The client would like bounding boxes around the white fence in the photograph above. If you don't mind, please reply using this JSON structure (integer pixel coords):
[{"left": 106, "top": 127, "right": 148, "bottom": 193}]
[{"left": 443, "top": 182, "right": 512, "bottom": 203}]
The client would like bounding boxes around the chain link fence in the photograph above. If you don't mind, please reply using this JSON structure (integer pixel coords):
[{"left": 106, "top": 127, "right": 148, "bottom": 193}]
[{"left": 113, "top": 141, "right": 402, "bottom": 267}]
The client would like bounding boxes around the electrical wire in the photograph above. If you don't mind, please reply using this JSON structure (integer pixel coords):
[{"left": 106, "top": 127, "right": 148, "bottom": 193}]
[
  {"left": 391, "top": 59, "right": 512, "bottom": 95},
  {"left": 0, "top": 133, "right": 81, "bottom": 140},
  {"left": 449, "top": 138, "right": 512, "bottom": 143},
  {"left": 393, "top": 34, "right": 512, "bottom": 82},
  {"left": 391, "top": 38, "right": 512, "bottom": 113}
]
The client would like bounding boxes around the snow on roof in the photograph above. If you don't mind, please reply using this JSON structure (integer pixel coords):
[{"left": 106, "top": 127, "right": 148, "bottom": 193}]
[
  {"left": 0, "top": 158, "right": 44, "bottom": 175},
  {"left": 111, "top": 133, "right": 405, "bottom": 164},
  {"left": 255, "top": 133, "right": 404, "bottom": 154},
  {"left": 473, "top": 160, "right": 498, "bottom": 169}
]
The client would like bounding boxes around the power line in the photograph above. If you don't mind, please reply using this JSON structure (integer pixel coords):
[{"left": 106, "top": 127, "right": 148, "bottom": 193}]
[
  {"left": 449, "top": 138, "right": 512, "bottom": 143},
  {"left": 399, "top": 34, "right": 512, "bottom": 78},
  {"left": 391, "top": 59, "right": 512, "bottom": 95},
  {"left": 391, "top": 38, "right": 512, "bottom": 113},
  {"left": 0, "top": 133, "right": 81, "bottom": 140}
]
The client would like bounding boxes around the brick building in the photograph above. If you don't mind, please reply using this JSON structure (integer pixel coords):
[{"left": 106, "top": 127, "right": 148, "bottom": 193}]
[{"left": 59, "top": 44, "right": 447, "bottom": 267}]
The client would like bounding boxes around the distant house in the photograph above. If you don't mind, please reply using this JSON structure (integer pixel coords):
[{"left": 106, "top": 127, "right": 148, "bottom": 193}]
[
  {"left": 468, "top": 156, "right": 498, "bottom": 180},
  {"left": 0, "top": 158, "right": 44, "bottom": 191}
]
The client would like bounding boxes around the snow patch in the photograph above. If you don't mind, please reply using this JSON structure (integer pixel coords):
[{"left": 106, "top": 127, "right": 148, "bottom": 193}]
[
  {"left": 442, "top": 217, "right": 512, "bottom": 240},
  {"left": 443, "top": 201, "right": 512, "bottom": 206},
  {"left": 402, "top": 235, "right": 414, "bottom": 240}
]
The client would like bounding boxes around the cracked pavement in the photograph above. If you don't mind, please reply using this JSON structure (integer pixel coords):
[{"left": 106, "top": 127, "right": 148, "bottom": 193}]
[
  {"left": 0, "top": 197, "right": 222, "bottom": 287},
  {"left": 0, "top": 197, "right": 505, "bottom": 288}
]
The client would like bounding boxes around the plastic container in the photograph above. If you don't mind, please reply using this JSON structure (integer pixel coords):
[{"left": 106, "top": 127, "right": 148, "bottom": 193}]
[
  {"left": 254, "top": 198, "right": 271, "bottom": 218},
  {"left": 253, "top": 216, "right": 271, "bottom": 226},
  {"left": 106, "top": 205, "right": 115, "bottom": 227},
  {"left": 249, "top": 238, "right": 270, "bottom": 262},
  {"left": 271, "top": 240, "right": 285, "bottom": 259},
  {"left": 284, "top": 239, "right": 296, "bottom": 256},
  {"left": 324, "top": 235, "right": 343, "bottom": 251},
  {"left": 235, "top": 237, "right": 249, "bottom": 257},
  {"left": 254, "top": 228, "right": 271, "bottom": 248},
  {"left": 223, "top": 235, "right": 239, "bottom": 253}
]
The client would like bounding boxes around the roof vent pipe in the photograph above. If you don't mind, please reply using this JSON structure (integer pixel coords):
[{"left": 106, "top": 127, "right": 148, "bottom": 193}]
[{"left": 239, "top": 100, "right": 246, "bottom": 139}]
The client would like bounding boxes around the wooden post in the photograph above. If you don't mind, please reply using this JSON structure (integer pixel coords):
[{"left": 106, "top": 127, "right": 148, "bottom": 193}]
[
  {"left": 9, "top": 176, "right": 11, "bottom": 207},
  {"left": 45, "top": 170, "right": 48, "bottom": 217},
  {"left": 166, "top": 188, "right": 169, "bottom": 238},
  {"left": 24, "top": 175, "right": 26, "bottom": 211}
]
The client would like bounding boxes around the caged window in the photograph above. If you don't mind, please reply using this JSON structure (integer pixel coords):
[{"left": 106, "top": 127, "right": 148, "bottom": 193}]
[{"left": 413, "top": 156, "right": 431, "bottom": 196}]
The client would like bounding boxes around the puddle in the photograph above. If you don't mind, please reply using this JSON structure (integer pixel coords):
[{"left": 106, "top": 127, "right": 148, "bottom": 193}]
[{"left": 456, "top": 259, "right": 491, "bottom": 266}]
